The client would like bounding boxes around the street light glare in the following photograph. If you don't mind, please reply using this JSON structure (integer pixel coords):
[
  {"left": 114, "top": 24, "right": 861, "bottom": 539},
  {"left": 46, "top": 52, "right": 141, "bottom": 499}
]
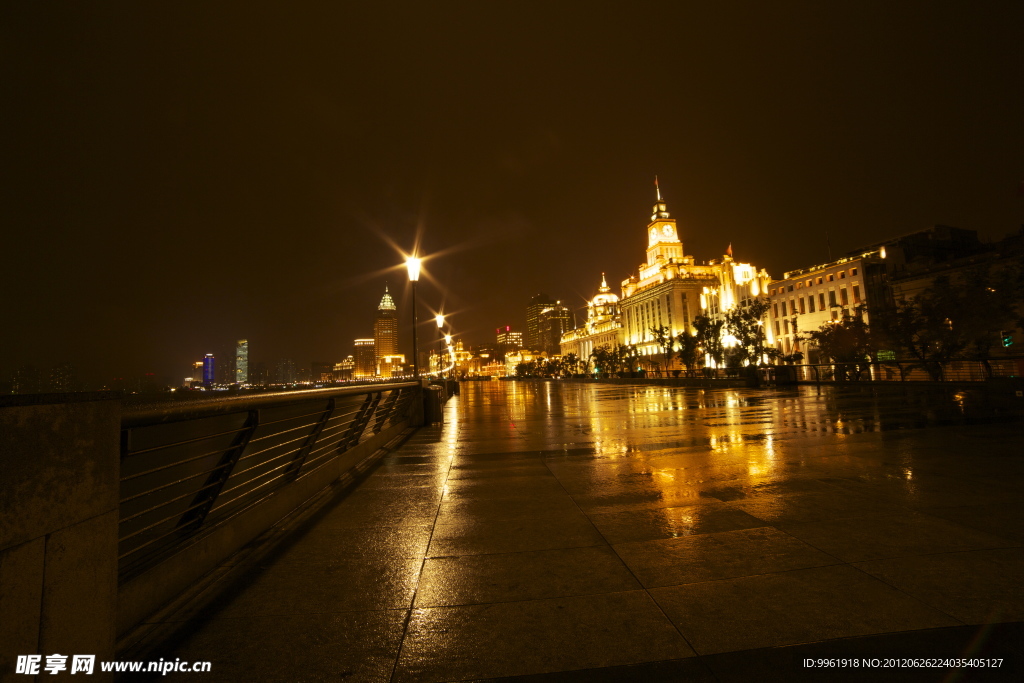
[
  {"left": 405, "top": 256, "right": 422, "bottom": 282},
  {"left": 435, "top": 313, "right": 445, "bottom": 328}
]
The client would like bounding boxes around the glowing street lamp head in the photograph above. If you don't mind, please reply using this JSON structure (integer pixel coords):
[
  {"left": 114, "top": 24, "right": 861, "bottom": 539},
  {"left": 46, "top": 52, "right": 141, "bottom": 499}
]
[
  {"left": 444, "top": 334, "right": 452, "bottom": 345},
  {"left": 435, "top": 313, "right": 445, "bottom": 328},
  {"left": 405, "top": 256, "right": 422, "bottom": 282}
]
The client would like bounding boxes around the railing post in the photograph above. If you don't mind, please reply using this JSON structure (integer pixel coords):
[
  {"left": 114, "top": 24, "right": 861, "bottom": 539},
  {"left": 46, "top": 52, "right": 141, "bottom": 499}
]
[
  {"left": 338, "top": 392, "right": 379, "bottom": 451},
  {"left": 284, "top": 398, "right": 336, "bottom": 480},
  {"left": 371, "top": 390, "right": 401, "bottom": 434},
  {"left": 176, "top": 409, "right": 260, "bottom": 533}
]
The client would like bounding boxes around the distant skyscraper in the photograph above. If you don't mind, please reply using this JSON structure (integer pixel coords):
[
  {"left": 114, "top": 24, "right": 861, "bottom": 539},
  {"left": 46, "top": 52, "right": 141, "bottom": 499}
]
[
  {"left": 354, "top": 339, "right": 376, "bottom": 378},
  {"left": 496, "top": 326, "right": 523, "bottom": 352},
  {"left": 202, "top": 354, "right": 216, "bottom": 385},
  {"left": 374, "top": 286, "right": 398, "bottom": 376},
  {"left": 274, "top": 358, "right": 296, "bottom": 384},
  {"left": 311, "top": 361, "right": 333, "bottom": 383},
  {"left": 49, "top": 361, "right": 78, "bottom": 392},
  {"left": 11, "top": 364, "right": 42, "bottom": 394},
  {"left": 538, "top": 303, "right": 573, "bottom": 355},
  {"left": 235, "top": 339, "right": 249, "bottom": 384},
  {"left": 525, "top": 294, "right": 554, "bottom": 351}
]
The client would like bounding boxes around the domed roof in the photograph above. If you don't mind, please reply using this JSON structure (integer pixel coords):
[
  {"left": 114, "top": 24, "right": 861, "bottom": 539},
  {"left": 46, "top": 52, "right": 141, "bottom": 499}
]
[
  {"left": 591, "top": 273, "right": 619, "bottom": 306},
  {"left": 378, "top": 285, "right": 396, "bottom": 311}
]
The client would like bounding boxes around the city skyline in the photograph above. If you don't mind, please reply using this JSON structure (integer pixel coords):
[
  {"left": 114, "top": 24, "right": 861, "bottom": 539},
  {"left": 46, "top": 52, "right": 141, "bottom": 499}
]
[{"left": 4, "top": 3, "right": 1022, "bottom": 386}]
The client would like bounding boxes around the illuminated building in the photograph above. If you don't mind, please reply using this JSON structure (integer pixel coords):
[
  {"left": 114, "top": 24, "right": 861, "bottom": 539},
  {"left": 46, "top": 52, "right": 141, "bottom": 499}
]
[
  {"left": 333, "top": 356, "right": 354, "bottom": 381},
  {"left": 354, "top": 339, "right": 376, "bottom": 378},
  {"left": 767, "top": 252, "right": 882, "bottom": 361},
  {"left": 379, "top": 354, "right": 406, "bottom": 379},
  {"left": 374, "top": 286, "right": 398, "bottom": 376},
  {"left": 496, "top": 326, "right": 523, "bottom": 352},
  {"left": 560, "top": 274, "right": 624, "bottom": 364},
  {"left": 562, "top": 181, "right": 772, "bottom": 370},
  {"left": 618, "top": 183, "right": 771, "bottom": 368},
  {"left": 235, "top": 339, "right": 248, "bottom": 384},
  {"left": 202, "top": 354, "right": 216, "bottom": 385},
  {"left": 525, "top": 294, "right": 554, "bottom": 351},
  {"left": 538, "top": 302, "right": 573, "bottom": 355}
]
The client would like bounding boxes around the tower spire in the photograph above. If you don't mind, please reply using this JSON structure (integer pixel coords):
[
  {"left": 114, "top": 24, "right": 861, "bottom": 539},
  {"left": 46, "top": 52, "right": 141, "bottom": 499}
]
[{"left": 651, "top": 177, "right": 670, "bottom": 221}]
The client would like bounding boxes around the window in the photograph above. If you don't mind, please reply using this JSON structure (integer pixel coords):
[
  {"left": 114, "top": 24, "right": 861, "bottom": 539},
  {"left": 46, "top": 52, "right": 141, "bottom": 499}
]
[
  {"left": 839, "top": 271, "right": 846, "bottom": 279},
  {"left": 829, "top": 291, "right": 837, "bottom": 307},
  {"left": 799, "top": 298, "right": 806, "bottom": 314},
  {"left": 816, "top": 277, "right": 823, "bottom": 285},
  {"left": 819, "top": 292, "right": 826, "bottom": 309},
  {"left": 788, "top": 284, "right": 794, "bottom": 292},
  {"left": 840, "top": 288, "right": 848, "bottom": 305},
  {"left": 806, "top": 279, "right": 812, "bottom": 288},
  {"left": 853, "top": 284, "right": 861, "bottom": 303},
  {"left": 808, "top": 296, "right": 816, "bottom": 313},
  {"left": 773, "top": 303, "right": 778, "bottom": 318},
  {"left": 770, "top": 288, "right": 776, "bottom": 295},
  {"left": 784, "top": 319, "right": 789, "bottom": 334},
  {"left": 780, "top": 301, "right": 787, "bottom": 316},
  {"left": 774, "top": 321, "right": 780, "bottom": 336},
  {"left": 831, "top": 310, "right": 838, "bottom": 320},
  {"left": 827, "top": 274, "right": 834, "bottom": 282},
  {"left": 851, "top": 268, "right": 858, "bottom": 276}
]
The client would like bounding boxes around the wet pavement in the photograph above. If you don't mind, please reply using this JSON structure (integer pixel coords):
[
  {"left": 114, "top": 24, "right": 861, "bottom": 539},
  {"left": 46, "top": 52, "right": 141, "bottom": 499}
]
[{"left": 150, "top": 381, "right": 1023, "bottom": 681}]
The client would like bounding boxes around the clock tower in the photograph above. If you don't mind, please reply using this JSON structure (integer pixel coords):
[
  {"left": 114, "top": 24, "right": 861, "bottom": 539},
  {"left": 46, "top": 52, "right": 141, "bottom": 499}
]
[{"left": 644, "top": 178, "right": 684, "bottom": 267}]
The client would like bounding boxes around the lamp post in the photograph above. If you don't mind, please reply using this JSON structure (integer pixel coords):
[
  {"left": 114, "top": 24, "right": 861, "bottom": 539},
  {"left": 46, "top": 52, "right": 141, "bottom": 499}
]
[
  {"left": 435, "top": 313, "right": 445, "bottom": 376},
  {"left": 444, "top": 333, "right": 453, "bottom": 379},
  {"left": 405, "top": 257, "right": 421, "bottom": 379}
]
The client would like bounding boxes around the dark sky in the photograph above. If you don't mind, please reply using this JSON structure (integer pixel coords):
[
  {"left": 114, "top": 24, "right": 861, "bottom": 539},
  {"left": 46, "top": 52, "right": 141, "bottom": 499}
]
[{"left": 3, "top": 1, "right": 1022, "bottom": 386}]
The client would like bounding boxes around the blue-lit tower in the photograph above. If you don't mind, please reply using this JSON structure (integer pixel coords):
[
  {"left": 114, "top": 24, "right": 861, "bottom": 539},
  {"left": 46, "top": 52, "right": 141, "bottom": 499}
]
[{"left": 202, "top": 354, "right": 216, "bottom": 385}]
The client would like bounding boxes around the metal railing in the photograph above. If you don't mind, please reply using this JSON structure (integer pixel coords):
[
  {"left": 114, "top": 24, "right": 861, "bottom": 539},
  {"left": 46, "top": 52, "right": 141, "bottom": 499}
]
[
  {"left": 118, "top": 382, "right": 418, "bottom": 578},
  {"left": 759, "top": 359, "right": 1023, "bottom": 383}
]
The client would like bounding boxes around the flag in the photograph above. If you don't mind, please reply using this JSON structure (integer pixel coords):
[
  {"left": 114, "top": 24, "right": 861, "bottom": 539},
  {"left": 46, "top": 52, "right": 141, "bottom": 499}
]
[{"left": 726, "top": 243, "right": 733, "bottom": 257}]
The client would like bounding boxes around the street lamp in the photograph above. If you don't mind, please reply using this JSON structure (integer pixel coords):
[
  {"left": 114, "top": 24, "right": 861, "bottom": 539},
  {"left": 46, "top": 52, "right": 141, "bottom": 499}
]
[{"left": 405, "top": 257, "right": 421, "bottom": 379}]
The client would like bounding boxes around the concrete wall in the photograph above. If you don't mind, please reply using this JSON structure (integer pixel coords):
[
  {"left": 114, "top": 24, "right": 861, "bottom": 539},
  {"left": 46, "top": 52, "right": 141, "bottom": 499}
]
[{"left": 0, "top": 393, "right": 121, "bottom": 680}]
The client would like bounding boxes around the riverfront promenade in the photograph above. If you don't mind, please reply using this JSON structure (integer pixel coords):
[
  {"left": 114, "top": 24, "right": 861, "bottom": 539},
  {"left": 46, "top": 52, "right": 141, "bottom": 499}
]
[{"left": 142, "top": 381, "right": 1022, "bottom": 681}]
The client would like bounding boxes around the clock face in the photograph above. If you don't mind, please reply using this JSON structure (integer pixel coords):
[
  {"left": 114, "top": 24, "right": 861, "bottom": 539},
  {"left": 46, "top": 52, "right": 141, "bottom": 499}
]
[
  {"left": 650, "top": 228, "right": 658, "bottom": 242},
  {"left": 663, "top": 225, "right": 674, "bottom": 237}
]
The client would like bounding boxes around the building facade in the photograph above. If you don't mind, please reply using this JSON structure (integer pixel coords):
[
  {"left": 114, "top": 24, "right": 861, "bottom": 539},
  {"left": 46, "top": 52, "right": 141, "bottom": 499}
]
[
  {"left": 373, "top": 286, "right": 398, "bottom": 375},
  {"left": 525, "top": 294, "right": 554, "bottom": 351},
  {"left": 235, "top": 339, "right": 248, "bottom": 384},
  {"left": 538, "top": 302, "right": 573, "bottom": 355},
  {"left": 766, "top": 251, "right": 883, "bottom": 360},
  {"left": 560, "top": 274, "right": 624, "bottom": 364},
  {"left": 353, "top": 339, "right": 376, "bottom": 378},
  {"left": 496, "top": 326, "right": 523, "bottom": 352},
  {"left": 561, "top": 184, "right": 772, "bottom": 370}
]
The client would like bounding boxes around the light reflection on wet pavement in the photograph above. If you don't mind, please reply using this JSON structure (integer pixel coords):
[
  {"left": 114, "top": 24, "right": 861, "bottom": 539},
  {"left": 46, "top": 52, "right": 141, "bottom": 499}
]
[{"left": 165, "top": 381, "right": 1024, "bottom": 682}]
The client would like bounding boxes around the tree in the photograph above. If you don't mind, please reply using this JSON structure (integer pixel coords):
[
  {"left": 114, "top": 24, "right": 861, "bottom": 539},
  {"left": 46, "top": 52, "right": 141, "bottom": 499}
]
[
  {"left": 590, "top": 345, "right": 613, "bottom": 377},
  {"left": 723, "top": 298, "right": 772, "bottom": 368},
  {"left": 675, "top": 330, "right": 702, "bottom": 375},
  {"left": 563, "top": 352, "right": 581, "bottom": 376},
  {"left": 872, "top": 264, "right": 1022, "bottom": 379},
  {"left": 693, "top": 316, "right": 724, "bottom": 370},
  {"left": 649, "top": 325, "right": 675, "bottom": 375},
  {"left": 803, "top": 307, "right": 875, "bottom": 380}
]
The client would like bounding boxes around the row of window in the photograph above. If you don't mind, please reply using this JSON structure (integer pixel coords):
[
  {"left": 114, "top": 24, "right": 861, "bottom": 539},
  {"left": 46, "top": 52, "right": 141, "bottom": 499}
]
[
  {"left": 770, "top": 268, "right": 858, "bottom": 295},
  {"left": 774, "top": 307, "right": 856, "bottom": 337},
  {"left": 772, "top": 285, "right": 861, "bottom": 318}
]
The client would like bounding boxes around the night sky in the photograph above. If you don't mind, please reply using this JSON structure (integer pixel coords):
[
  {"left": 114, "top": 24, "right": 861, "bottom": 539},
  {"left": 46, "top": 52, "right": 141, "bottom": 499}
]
[{"left": 3, "top": 2, "right": 1022, "bottom": 387}]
